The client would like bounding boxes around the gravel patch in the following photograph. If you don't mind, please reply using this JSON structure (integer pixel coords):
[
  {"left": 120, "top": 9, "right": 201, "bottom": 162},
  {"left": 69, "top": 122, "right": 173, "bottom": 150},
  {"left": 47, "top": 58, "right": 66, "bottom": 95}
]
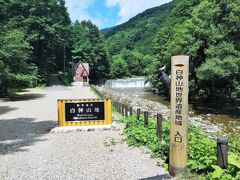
[
  {"left": 0, "top": 84, "right": 167, "bottom": 179},
  {"left": 50, "top": 122, "right": 120, "bottom": 133}
]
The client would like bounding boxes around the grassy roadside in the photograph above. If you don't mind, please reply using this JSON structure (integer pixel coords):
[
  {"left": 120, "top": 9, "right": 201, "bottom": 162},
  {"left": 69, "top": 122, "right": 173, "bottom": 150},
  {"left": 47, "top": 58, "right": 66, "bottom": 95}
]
[
  {"left": 29, "top": 84, "right": 46, "bottom": 89},
  {"left": 115, "top": 107, "right": 240, "bottom": 179},
  {"left": 0, "top": 84, "right": 46, "bottom": 98},
  {"left": 58, "top": 71, "right": 72, "bottom": 86},
  {"left": 89, "top": 85, "right": 103, "bottom": 99}
]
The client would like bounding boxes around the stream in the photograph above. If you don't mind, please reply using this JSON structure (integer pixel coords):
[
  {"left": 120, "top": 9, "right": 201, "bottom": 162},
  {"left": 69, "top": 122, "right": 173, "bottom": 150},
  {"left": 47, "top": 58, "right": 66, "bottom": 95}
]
[{"left": 110, "top": 87, "right": 240, "bottom": 143}]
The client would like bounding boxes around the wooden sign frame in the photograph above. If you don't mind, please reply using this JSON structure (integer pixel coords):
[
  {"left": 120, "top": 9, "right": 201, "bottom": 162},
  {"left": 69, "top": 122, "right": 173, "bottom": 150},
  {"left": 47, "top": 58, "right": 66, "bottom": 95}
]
[{"left": 57, "top": 99, "right": 112, "bottom": 126}]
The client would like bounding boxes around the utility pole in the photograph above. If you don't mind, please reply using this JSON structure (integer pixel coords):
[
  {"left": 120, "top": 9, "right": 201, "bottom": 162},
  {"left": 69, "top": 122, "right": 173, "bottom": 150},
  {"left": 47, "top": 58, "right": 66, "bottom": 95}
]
[{"left": 63, "top": 43, "right": 66, "bottom": 72}]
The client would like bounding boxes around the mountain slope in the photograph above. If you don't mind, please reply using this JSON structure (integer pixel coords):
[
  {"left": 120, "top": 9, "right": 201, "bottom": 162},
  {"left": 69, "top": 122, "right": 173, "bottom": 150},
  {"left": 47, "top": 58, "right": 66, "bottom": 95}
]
[{"left": 103, "top": 1, "right": 175, "bottom": 55}]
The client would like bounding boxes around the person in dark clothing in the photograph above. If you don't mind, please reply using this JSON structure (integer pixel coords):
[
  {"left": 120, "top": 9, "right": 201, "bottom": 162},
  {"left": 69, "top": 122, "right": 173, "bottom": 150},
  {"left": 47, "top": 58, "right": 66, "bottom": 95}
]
[
  {"left": 158, "top": 66, "right": 171, "bottom": 99},
  {"left": 158, "top": 66, "right": 170, "bottom": 88}
]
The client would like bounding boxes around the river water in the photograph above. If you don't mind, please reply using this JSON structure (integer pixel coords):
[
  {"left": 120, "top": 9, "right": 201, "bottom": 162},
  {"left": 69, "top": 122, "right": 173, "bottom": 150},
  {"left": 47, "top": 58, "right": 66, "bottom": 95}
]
[{"left": 110, "top": 87, "right": 240, "bottom": 142}]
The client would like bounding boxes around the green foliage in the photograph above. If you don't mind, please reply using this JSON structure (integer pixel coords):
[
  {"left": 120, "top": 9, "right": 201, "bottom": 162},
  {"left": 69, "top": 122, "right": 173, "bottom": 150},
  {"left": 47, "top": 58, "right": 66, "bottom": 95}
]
[
  {"left": 58, "top": 71, "right": 72, "bottom": 86},
  {"left": 108, "top": 49, "right": 157, "bottom": 78},
  {"left": 210, "top": 165, "right": 224, "bottom": 179},
  {"left": 120, "top": 115, "right": 240, "bottom": 179},
  {"left": 121, "top": 50, "right": 142, "bottom": 76},
  {"left": 0, "top": 29, "right": 38, "bottom": 94},
  {"left": 188, "top": 125, "right": 216, "bottom": 172},
  {"left": 228, "top": 152, "right": 240, "bottom": 168},
  {"left": 208, "top": 157, "right": 240, "bottom": 180},
  {"left": 104, "top": 1, "right": 174, "bottom": 79},
  {"left": 0, "top": 0, "right": 72, "bottom": 94},
  {"left": 110, "top": 55, "right": 130, "bottom": 79},
  {"left": 151, "top": 0, "right": 240, "bottom": 98},
  {"left": 197, "top": 42, "right": 240, "bottom": 97},
  {"left": 72, "top": 20, "right": 110, "bottom": 81},
  {"left": 120, "top": 50, "right": 156, "bottom": 76},
  {"left": 104, "top": 1, "right": 174, "bottom": 56},
  {"left": 121, "top": 116, "right": 169, "bottom": 161}
]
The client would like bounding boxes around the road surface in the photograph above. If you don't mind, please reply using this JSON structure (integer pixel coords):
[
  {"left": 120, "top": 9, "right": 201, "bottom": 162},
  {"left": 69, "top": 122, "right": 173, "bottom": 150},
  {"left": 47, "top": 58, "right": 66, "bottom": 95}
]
[{"left": 0, "top": 76, "right": 166, "bottom": 180}]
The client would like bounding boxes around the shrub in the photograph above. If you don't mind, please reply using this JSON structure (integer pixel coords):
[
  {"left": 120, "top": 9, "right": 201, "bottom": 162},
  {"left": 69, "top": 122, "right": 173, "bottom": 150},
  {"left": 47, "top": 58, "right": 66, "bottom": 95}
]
[{"left": 121, "top": 115, "right": 240, "bottom": 179}]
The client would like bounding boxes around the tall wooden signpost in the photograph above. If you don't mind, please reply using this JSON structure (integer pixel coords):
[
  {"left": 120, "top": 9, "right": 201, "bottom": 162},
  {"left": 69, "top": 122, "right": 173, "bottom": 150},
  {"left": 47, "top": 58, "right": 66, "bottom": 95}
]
[{"left": 169, "top": 55, "right": 189, "bottom": 176}]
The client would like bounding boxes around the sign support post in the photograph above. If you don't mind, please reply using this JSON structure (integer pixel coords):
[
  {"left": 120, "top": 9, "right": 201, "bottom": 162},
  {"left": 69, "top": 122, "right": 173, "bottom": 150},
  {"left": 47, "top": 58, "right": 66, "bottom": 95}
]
[{"left": 169, "top": 55, "right": 189, "bottom": 176}]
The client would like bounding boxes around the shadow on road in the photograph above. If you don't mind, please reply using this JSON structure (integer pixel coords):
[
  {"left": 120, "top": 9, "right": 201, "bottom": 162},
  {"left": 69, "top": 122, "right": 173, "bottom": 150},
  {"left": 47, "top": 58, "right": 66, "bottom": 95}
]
[
  {"left": 4, "top": 93, "right": 45, "bottom": 102},
  {"left": 45, "top": 74, "right": 70, "bottom": 91},
  {"left": 140, "top": 174, "right": 172, "bottom": 180},
  {"left": 0, "top": 118, "right": 55, "bottom": 155},
  {"left": 0, "top": 106, "right": 17, "bottom": 115},
  {"left": 47, "top": 74, "right": 64, "bottom": 86}
]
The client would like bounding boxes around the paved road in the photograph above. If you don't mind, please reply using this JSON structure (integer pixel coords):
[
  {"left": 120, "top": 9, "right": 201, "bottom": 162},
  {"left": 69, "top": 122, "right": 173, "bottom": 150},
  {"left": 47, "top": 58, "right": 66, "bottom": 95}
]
[{"left": 0, "top": 78, "right": 166, "bottom": 180}]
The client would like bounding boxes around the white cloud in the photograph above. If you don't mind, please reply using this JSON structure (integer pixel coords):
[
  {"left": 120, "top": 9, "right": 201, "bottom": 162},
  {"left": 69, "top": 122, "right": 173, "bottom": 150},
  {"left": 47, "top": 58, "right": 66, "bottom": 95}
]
[
  {"left": 65, "top": 0, "right": 103, "bottom": 27},
  {"left": 105, "top": 0, "right": 172, "bottom": 24}
]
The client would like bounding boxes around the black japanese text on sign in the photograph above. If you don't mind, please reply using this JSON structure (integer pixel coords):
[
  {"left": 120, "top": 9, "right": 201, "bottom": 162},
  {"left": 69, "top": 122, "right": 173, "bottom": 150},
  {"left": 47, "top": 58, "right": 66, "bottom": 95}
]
[
  {"left": 175, "top": 67, "right": 184, "bottom": 127},
  {"left": 65, "top": 102, "right": 105, "bottom": 121}
]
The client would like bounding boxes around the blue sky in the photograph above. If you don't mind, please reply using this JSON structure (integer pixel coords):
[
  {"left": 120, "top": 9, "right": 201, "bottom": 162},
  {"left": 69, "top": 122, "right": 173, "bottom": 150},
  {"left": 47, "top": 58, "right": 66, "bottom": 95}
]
[{"left": 65, "top": 0, "right": 172, "bottom": 29}]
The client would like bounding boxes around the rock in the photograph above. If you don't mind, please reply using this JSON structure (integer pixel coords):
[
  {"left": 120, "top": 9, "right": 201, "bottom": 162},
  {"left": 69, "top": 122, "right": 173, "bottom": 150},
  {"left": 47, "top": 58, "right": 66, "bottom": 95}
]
[
  {"left": 95, "top": 86, "right": 222, "bottom": 136},
  {"left": 205, "top": 129, "right": 216, "bottom": 134},
  {"left": 190, "top": 117, "right": 202, "bottom": 122}
]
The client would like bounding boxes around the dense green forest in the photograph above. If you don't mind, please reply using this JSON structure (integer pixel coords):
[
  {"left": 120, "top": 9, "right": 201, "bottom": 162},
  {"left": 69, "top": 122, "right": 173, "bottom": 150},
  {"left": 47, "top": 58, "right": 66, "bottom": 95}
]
[
  {"left": 0, "top": 0, "right": 109, "bottom": 95},
  {"left": 104, "top": 0, "right": 240, "bottom": 99},
  {"left": 0, "top": 0, "right": 71, "bottom": 94},
  {"left": 72, "top": 21, "right": 109, "bottom": 81},
  {"left": 103, "top": 1, "right": 174, "bottom": 55},
  {"left": 151, "top": 0, "right": 240, "bottom": 99},
  {"left": 1, "top": 0, "right": 239, "bottom": 99},
  {"left": 103, "top": 1, "right": 174, "bottom": 78}
]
